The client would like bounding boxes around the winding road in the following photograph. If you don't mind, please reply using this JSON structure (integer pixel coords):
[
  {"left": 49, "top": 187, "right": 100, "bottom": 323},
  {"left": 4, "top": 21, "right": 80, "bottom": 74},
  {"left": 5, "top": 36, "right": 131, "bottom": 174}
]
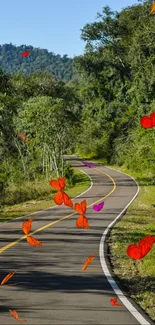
[{"left": 0, "top": 156, "right": 153, "bottom": 325}]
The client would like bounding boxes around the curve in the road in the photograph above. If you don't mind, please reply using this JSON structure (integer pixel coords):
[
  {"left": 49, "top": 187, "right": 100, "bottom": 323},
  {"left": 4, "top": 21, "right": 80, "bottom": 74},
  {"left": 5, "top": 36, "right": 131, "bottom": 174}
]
[
  {"left": 98, "top": 166, "right": 151, "bottom": 325},
  {"left": 0, "top": 158, "right": 152, "bottom": 325},
  {"left": 0, "top": 168, "right": 116, "bottom": 254}
]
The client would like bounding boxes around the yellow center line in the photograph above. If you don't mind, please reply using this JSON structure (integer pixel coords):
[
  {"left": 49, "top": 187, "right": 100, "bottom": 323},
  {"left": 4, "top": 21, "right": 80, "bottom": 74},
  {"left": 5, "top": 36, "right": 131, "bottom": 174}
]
[
  {"left": 85, "top": 267, "right": 101, "bottom": 272},
  {"left": 0, "top": 168, "right": 116, "bottom": 254}
]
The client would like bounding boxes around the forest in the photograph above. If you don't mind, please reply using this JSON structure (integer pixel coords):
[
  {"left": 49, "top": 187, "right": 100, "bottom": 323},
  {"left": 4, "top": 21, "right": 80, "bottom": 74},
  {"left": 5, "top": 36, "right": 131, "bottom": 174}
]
[
  {"left": 1, "top": 0, "right": 155, "bottom": 208},
  {"left": 0, "top": 0, "right": 155, "bottom": 320},
  {"left": 0, "top": 43, "right": 73, "bottom": 81}
]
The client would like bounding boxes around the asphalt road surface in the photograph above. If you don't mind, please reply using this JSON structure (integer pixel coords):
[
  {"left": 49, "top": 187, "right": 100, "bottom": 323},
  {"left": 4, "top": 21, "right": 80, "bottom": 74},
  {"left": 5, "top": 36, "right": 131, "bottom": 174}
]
[{"left": 0, "top": 156, "right": 153, "bottom": 325}]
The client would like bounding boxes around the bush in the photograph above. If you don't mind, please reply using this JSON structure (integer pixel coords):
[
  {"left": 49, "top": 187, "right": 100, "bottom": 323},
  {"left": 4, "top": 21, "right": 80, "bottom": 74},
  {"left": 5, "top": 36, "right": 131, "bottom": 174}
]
[
  {"left": 64, "top": 162, "right": 75, "bottom": 186},
  {"left": 3, "top": 180, "right": 52, "bottom": 206},
  {"left": 0, "top": 163, "right": 10, "bottom": 207}
]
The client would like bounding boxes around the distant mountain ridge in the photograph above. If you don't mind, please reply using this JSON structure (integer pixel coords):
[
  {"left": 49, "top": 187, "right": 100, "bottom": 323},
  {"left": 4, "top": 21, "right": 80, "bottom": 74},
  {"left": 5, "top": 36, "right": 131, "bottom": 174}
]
[{"left": 0, "top": 43, "right": 74, "bottom": 81}]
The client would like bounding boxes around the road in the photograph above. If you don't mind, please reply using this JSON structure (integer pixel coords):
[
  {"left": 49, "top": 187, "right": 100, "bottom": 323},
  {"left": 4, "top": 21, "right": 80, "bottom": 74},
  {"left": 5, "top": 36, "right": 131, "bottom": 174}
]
[{"left": 0, "top": 156, "right": 153, "bottom": 325}]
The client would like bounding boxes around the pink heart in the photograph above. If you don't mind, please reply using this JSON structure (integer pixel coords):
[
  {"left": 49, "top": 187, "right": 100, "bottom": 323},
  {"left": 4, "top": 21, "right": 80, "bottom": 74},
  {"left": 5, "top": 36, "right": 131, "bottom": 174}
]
[
  {"left": 126, "top": 235, "right": 155, "bottom": 260},
  {"left": 82, "top": 161, "right": 95, "bottom": 168},
  {"left": 93, "top": 202, "right": 104, "bottom": 212},
  {"left": 87, "top": 162, "right": 95, "bottom": 168}
]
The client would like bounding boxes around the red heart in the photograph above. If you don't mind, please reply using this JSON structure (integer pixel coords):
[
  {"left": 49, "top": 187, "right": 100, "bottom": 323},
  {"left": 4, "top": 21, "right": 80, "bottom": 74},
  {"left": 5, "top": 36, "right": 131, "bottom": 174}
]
[
  {"left": 127, "top": 244, "right": 143, "bottom": 259},
  {"left": 150, "top": 112, "right": 155, "bottom": 127},
  {"left": 126, "top": 236, "right": 154, "bottom": 260},
  {"left": 140, "top": 116, "right": 152, "bottom": 128},
  {"left": 22, "top": 51, "right": 30, "bottom": 57},
  {"left": 139, "top": 235, "right": 155, "bottom": 248}
]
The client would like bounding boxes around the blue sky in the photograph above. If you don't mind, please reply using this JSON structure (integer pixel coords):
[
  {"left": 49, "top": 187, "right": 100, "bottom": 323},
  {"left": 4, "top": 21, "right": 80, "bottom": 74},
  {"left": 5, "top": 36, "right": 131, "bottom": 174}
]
[{"left": 0, "top": 0, "right": 139, "bottom": 58}]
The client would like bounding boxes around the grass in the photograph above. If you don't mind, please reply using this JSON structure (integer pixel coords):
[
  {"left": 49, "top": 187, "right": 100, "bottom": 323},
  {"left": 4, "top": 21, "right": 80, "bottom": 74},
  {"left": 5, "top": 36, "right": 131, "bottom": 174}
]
[
  {"left": 0, "top": 169, "right": 90, "bottom": 222},
  {"left": 107, "top": 165, "right": 155, "bottom": 322},
  {"left": 77, "top": 154, "right": 155, "bottom": 321}
]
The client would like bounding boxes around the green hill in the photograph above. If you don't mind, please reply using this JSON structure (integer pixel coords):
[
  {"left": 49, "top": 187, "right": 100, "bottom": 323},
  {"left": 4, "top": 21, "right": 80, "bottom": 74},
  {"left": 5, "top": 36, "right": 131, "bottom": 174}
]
[{"left": 0, "top": 43, "right": 73, "bottom": 81}]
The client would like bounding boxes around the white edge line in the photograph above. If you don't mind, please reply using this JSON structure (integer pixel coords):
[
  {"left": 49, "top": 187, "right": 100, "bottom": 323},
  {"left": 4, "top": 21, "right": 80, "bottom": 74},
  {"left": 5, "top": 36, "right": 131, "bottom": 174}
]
[
  {"left": 77, "top": 157, "right": 151, "bottom": 325},
  {"left": 6, "top": 168, "right": 93, "bottom": 223},
  {"left": 5, "top": 156, "right": 150, "bottom": 324},
  {"left": 97, "top": 165, "right": 151, "bottom": 325}
]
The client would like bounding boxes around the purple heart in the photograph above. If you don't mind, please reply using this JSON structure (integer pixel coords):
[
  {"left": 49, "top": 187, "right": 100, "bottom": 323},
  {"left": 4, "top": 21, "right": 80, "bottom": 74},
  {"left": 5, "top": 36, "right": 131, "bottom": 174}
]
[
  {"left": 88, "top": 162, "right": 95, "bottom": 168},
  {"left": 82, "top": 161, "right": 95, "bottom": 168},
  {"left": 82, "top": 161, "right": 87, "bottom": 166},
  {"left": 93, "top": 202, "right": 104, "bottom": 212}
]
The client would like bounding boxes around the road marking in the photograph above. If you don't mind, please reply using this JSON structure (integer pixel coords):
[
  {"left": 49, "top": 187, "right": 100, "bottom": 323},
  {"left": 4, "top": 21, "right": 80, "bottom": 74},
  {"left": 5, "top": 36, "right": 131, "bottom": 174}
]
[
  {"left": 0, "top": 168, "right": 116, "bottom": 254},
  {"left": 6, "top": 168, "right": 93, "bottom": 223},
  {"left": 85, "top": 266, "right": 101, "bottom": 272},
  {"left": 99, "top": 166, "right": 151, "bottom": 325},
  {"left": 0, "top": 158, "right": 149, "bottom": 324},
  {"left": 77, "top": 157, "right": 151, "bottom": 324}
]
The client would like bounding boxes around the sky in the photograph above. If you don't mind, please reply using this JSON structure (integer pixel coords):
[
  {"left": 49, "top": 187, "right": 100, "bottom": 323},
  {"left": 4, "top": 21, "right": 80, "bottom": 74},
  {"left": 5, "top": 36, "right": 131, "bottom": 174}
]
[{"left": 0, "top": 0, "right": 139, "bottom": 58}]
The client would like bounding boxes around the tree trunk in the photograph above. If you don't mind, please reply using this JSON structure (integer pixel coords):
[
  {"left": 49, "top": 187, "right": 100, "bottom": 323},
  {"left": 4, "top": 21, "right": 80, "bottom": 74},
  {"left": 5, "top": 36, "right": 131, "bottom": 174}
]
[{"left": 14, "top": 139, "right": 26, "bottom": 175}]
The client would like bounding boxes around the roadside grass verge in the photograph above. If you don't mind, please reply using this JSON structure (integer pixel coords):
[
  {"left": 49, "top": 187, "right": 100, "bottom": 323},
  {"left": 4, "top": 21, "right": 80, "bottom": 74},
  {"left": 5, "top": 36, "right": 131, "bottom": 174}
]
[
  {"left": 77, "top": 154, "right": 155, "bottom": 321},
  {"left": 0, "top": 169, "right": 90, "bottom": 222}
]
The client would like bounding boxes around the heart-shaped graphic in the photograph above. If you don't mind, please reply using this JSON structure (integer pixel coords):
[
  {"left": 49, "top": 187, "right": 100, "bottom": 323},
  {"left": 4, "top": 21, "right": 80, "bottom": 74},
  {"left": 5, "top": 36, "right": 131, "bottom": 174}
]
[
  {"left": 93, "top": 201, "right": 104, "bottom": 212},
  {"left": 140, "top": 112, "right": 155, "bottom": 128},
  {"left": 140, "top": 116, "right": 152, "bottom": 128},
  {"left": 87, "top": 162, "right": 95, "bottom": 168},
  {"left": 138, "top": 234, "right": 155, "bottom": 248},
  {"left": 126, "top": 235, "right": 155, "bottom": 260},
  {"left": 76, "top": 215, "right": 89, "bottom": 229},
  {"left": 82, "top": 161, "right": 95, "bottom": 168},
  {"left": 22, "top": 51, "right": 30, "bottom": 57},
  {"left": 150, "top": 112, "right": 155, "bottom": 127}
]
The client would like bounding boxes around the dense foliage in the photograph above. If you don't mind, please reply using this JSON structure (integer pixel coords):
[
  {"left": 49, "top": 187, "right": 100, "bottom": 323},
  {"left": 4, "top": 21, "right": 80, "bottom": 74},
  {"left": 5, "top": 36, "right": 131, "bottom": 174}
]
[
  {"left": 0, "top": 44, "right": 74, "bottom": 81},
  {"left": 73, "top": 0, "right": 155, "bottom": 178},
  {"left": 0, "top": 68, "right": 82, "bottom": 207},
  {"left": 1, "top": 0, "right": 155, "bottom": 208}
]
